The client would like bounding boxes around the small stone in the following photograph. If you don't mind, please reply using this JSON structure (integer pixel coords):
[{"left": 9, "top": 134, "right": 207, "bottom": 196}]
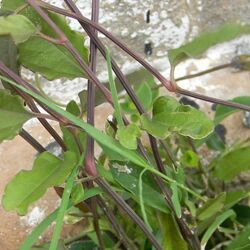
[
  {"left": 242, "top": 111, "right": 250, "bottom": 128},
  {"left": 179, "top": 97, "right": 200, "bottom": 109}
]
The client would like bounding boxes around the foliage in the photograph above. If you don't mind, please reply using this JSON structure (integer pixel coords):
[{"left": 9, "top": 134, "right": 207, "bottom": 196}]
[{"left": 0, "top": 2, "right": 250, "bottom": 250}]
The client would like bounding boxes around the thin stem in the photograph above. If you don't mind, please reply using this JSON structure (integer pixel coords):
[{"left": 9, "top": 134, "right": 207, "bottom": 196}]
[
  {"left": 19, "top": 129, "right": 46, "bottom": 153},
  {"left": 85, "top": 0, "right": 99, "bottom": 177},
  {"left": 95, "top": 177, "right": 162, "bottom": 250},
  {"left": 90, "top": 196, "right": 105, "bottom": 250},
  {"left": 177, "top": 86, "right": 250, "bottom": 112},
  {"left": 36, "top": 31, "right": 62, "bottom": 44},
  {"left": 14, "top": 3, "right": 29, "bottom": 14},
  {"left": 62, "top": 1, "right": 200, "bottom": 248},
  {"left": 106, "top": 47, "right": 124, "bottom": 128},
  {"left": 152, "top": 62, "right": 230, "bottom": 90},
  {"left": 85, "top": 2, "right": 104, "bottom": 247},
  {"left": 160, "top": 140, "right": 178, "bottom": 171},
  {"left": 96, "top": 197, "right": 135, "bottom": 250},
  {"left": 24, "top": 2, "right": 199, "bottom": 248},
  {"left": 35, "top": 0, "right": 174, "bottom": 91},
  {"left": 29, "top": 111, "right": 58, "bottom": 121},
  {"left": 154, "top": 174, "right": 201, "bottom": 250},
  {"left": 36, "top": 0, "right": 250, "bottom": 112},
  {"left": 0, "top": 62, "right": 67, "bottom": 150},
  {"left": 175, "top": 63, "right": 231, "bottom": 82},
  {"left": 85, "top": 0, "right": 104, "bottom": 240},
  {"left": 27, "top": 0, "right": 112, "bottom": 104}
]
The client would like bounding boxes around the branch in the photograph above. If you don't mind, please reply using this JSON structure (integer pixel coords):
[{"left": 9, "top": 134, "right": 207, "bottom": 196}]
[
  {"left": 0, "top": 62, "right": 67, "bottom": 150},
  {"left": 96, "top": 197, "right": 136, "bottom": 250},
  {"left": 34, "top": 0, "right": 174, "bottom": 91},
  {"left": 36, "top": 1, "right": 250, "bottom": 112},
  {"left": 19, "top": 128, "right": 46, "bottom": 153},
  {"left": 95, "top": 177, "right": 162, "bottom": 250}
]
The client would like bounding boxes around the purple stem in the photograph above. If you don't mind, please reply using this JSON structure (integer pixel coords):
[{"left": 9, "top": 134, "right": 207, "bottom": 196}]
[
  {"left": 95, "top": 177, "right": 162, "bottom": 250},
  {"left": 85, "top": 0, "right": 99, "bottom": 177},
  {"left": 0, "top": 62, "right": 66, "bottom": 150},
  {"left": 19, "top": 129, "right": 46, "bottom": 153}
]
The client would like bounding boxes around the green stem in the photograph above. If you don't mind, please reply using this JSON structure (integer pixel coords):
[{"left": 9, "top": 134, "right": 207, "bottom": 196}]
[
  {"left": 106, "top": 48, "right": 124, "bottom": 128},
  {"left": 49, "top": 154, "right": 85, "bottom": 250},
  {"left": 139, "top": 168, "right": 152, "bottom": 231}
]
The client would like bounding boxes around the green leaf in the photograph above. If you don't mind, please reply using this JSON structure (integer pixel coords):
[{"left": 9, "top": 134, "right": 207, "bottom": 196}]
[
  {"left": 213, "top": 146, "right": 250, "bottom": 181},
  {"left": 1, "top": 75, "right": 204, "bottom": 200},
  {"left": 15, "top": 10, "right": 89, "bottom": 80},
  {"left": 60, "top": 126, "right": 81, "bottom": 158},
  {"left": 18, "top": 37, "right": 85, "bottom": 80},
  {"left": 78, "top": 90, "right": 87, "bottom": 114},
  {"left": 226, "top": 224, "right": 250, "bottom": 250},
  {"left": 1, "top": 0, "right": 41, "bottom": 25},
  {"left": 158, "top": 213, "right": 188, "bottom": 250},
  {"left": 67, "top": 240, "right": 97, "bottom": 250},
  {"left": 153, "top": 96, "right": 180, "bottom": 115},
  {"left": 233, "top": 204, "right": 250, "bottom": 226},
  {"left": 0, "top": 35, "right": 19, "bottom": 92},
  {"left": 41, "top": 12, "right": 88, "bottom": 63},
  {"left": 0, "top": 14, "right": 37, "bottom": 44},
  {"left": 141, "top": 96, "right": 214, "bottom": 139},
  {"left": 170, "top": 182, "right": 182, "bottom": 218},
  {"left": 66, "top": 100, "right": 81, "bottom": 117},
  {"left": 0, "top": 90, "right": 32, "bottom": 142},
  {"left": 201, "top": 209, "right": 235, "bottom": 249},
  {"left": 197, "top": 193, "right": 226, "bottom": 221},
  {"left": 169, "top": 22, "right": 250, "bottom": 67},
  {"left": 224, "top": 191, "right": 249, "bottom": 210},
  {"left": 116, "top": 123, "right": 141, "bottom": 150},
  {"left": 2, "top": 151, "right": 77, "bottom": 215},
  {"left": 0, "top": 35, "right": 18, "bottom": 73},
  {"left": 214, "top": 96, "right": 250, "bottom": 124},
  {"left": 2, "top": 1, "right": 88, "bottom": 64},
  {"left": 31, "top": 240, "right": 67, "bottom": 250},
  {"left": 205, "top": 131, "right": 225, "bottom": 151},
  {"left": 139, "top": 168, "right": 152, "bottom": 231},
  {"left": 136, "top": 81, "right": 152, "bottom": 111},
  {"left": 197, "top": 191, "right": 249, "bottom": 235},
  {"left": 180, "top": 150, "right": 199, "bottom": 168},
  {"left": 71, "top": 183, "right": 85, "bottom": 205},
  {"left": 111, "top": 165, "right": 170, "bottom": 213}
]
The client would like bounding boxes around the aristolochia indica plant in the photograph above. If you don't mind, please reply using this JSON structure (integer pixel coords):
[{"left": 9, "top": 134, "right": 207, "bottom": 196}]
[{"left": 1, "top": 1, "right": 250, "bottom": 250}]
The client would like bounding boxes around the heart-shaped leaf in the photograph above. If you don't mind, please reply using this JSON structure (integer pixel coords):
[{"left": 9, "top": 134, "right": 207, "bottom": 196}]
[
  {"left": 141, "top": 96, "right": 214, "bottom": 139},
  {"left": 2, "top": 151, "right": 77, "bottom": 215},
  {"left": 0, "top": 90, "right": 32, "bottom": 142}
]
